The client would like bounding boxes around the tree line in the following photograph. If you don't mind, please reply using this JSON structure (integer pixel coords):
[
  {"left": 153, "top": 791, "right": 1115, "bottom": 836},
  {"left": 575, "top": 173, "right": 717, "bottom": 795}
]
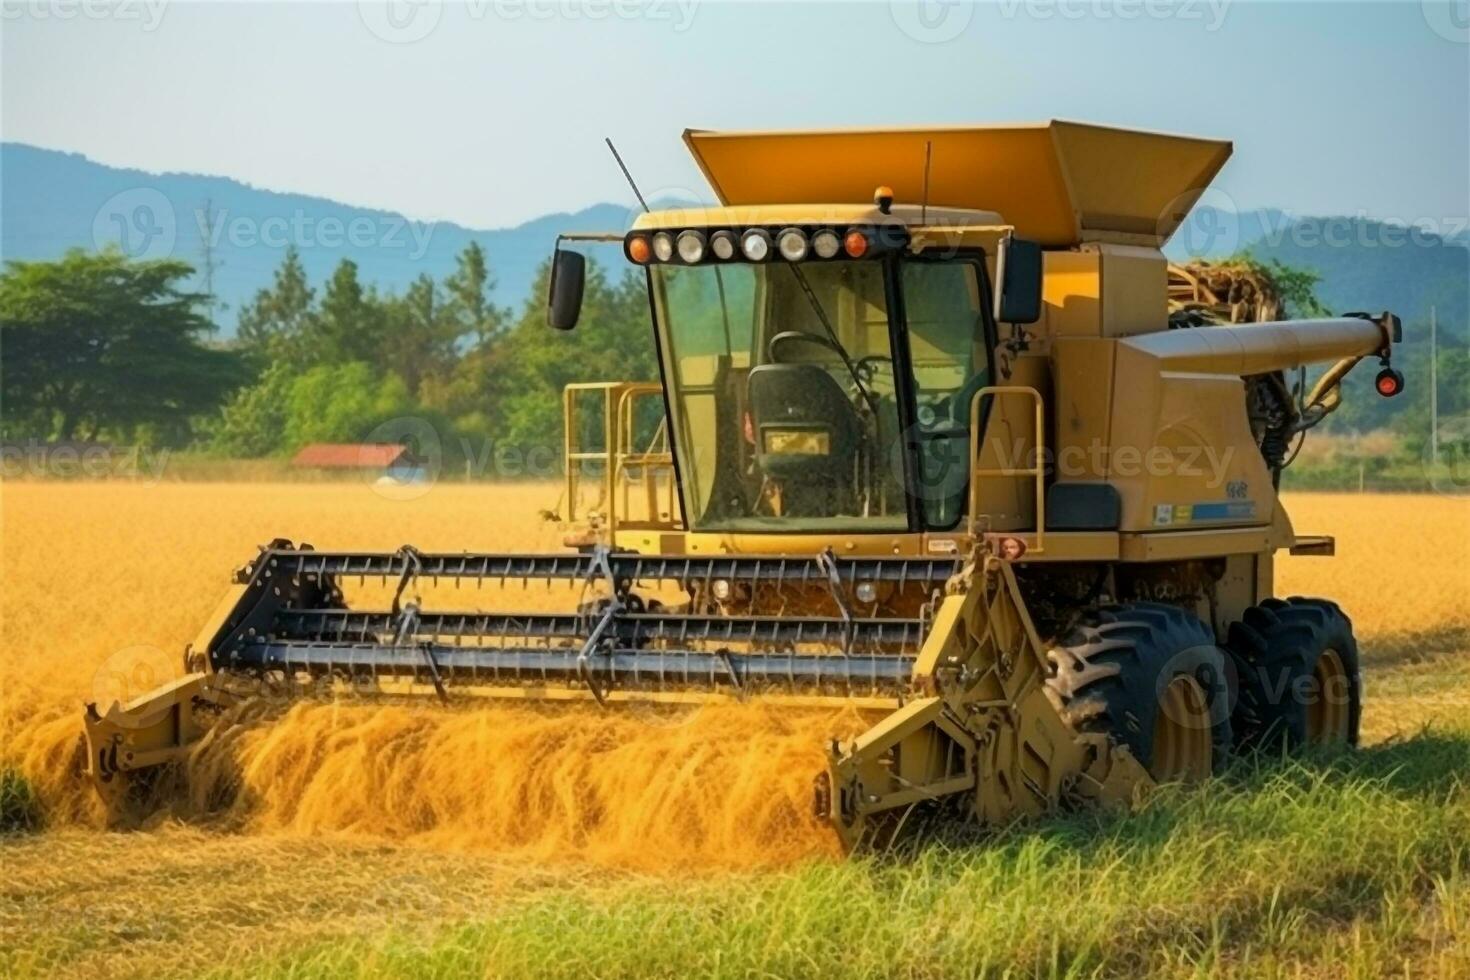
[
  {"left": 0, "top": 246, "right": 658, "bottom": 464},
  {"left": 0, "top": 246, "right": 1462, "bottom": 480}
]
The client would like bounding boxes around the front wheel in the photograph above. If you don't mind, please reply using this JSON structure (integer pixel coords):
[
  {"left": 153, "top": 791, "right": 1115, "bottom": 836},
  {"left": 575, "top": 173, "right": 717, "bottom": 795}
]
[{"left": 1046, "top": 602, "right": 1233, "bottom": 782}]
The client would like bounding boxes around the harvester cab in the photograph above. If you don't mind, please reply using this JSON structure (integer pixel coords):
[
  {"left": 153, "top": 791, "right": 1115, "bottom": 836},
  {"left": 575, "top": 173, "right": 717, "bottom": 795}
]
[{"left": 83, "top": 121, "right": 1402, "bottom": 849}]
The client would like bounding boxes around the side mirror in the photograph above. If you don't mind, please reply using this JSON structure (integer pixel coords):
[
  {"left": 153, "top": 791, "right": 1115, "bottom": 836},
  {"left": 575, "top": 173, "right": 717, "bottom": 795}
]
[
  {"left": 547, "top": 246, "right": 586, "bottom": 331},
  {"left": 995, "top": 237, "right": 1043, "bottom": 325}
]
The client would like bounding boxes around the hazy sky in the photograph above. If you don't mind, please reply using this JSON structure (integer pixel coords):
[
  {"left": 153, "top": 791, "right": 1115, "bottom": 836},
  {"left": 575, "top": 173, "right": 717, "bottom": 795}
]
[{"left": 3, "top": 1, "right": 1467, "bottom": 229}]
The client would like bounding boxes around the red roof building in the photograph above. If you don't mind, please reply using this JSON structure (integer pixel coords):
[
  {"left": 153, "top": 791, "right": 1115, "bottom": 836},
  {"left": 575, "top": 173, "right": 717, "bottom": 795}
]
[{"left": 291, "top": 443, "right": 409, "bottom": 470}]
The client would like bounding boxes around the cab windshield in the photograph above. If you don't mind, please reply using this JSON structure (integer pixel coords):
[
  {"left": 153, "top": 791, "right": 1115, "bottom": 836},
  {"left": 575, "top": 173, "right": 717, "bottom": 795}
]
[{"left": 651, "top": 256, "right": 991, "bottom": 532}]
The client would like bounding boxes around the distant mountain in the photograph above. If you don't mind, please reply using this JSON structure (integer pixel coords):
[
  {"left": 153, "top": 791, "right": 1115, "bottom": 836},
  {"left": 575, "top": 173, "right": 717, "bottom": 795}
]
[
  {"left": 5, "top": 141, "right": 1465, "bottom": 356},
  {"left": 1, "top": 143, "right": 637, "bottom": 334},
  {"left": 1166, "top": 205, "right": 1468, "bottom": 341}
]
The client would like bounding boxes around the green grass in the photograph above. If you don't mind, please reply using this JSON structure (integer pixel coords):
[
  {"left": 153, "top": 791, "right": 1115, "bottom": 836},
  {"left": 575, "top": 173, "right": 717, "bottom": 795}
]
[
  {"left": 0, "top": 769, "right": 42, "bottom": 834},
  {"left": 205, "top": 735, "right": 1470, "bottom": 980}
]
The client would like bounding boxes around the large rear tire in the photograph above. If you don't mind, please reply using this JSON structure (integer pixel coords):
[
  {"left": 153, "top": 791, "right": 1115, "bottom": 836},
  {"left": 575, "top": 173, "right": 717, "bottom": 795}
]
[
  {"left": 1227, "top": 597, "right": 1361, "bottom": 751},
  {"left": 1046, "top": 602, "right": 1232, "bottom": 782}
]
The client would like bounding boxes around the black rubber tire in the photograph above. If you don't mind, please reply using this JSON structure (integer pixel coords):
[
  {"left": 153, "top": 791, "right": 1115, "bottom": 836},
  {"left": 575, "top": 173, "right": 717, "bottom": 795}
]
[
  {"left": 1045, "top": 602, "right": 1233, "bottom": 779},
  {"left": 1226, "top": 597, "right": 1361, "bottom": 751}
]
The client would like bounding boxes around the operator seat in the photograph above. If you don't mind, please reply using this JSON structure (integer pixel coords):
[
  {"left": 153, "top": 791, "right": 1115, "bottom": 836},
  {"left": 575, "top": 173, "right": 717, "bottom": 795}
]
[{"left": 746, "top": 364, "right": 861, "bottom": 516}]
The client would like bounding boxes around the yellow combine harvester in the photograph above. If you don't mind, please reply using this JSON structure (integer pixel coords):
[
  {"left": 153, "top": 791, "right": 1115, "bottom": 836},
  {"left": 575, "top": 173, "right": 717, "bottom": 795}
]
[{"left": 84, "top": 122, "right": 1404, "bottom": 848}]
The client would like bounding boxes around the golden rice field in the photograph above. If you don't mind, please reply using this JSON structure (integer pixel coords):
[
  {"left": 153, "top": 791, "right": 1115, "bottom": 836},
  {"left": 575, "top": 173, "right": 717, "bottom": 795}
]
[{"left": 1, "top": 481, "right": 1468, "bottom": 979}]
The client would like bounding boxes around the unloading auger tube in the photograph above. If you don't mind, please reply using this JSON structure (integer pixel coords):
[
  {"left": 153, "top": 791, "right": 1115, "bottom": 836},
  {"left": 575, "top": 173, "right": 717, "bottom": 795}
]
[{"left": 79, "top": 539, "right": 1147, "bottom": 844}]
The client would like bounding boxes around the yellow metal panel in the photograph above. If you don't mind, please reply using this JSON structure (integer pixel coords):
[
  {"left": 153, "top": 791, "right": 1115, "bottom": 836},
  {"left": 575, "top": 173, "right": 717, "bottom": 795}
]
[
  {"left": 1051, "top": 338, "right": 1115, "bottom": 480},
  {"left": 683, "top": 121, "right": 1231, "bottom": 247},
  {"left": 1041, "top": 250, "right": 1101, "bottom": 338},
  {"left": 1108, "top": 360, "right": 1273, "bottom": 534},
  {"left": 1096, "top": 245, "right": 1168, "bottom": 338},
  {"left": 632, "top": 204, "right": 1004, "bottom": 233},
  {"left": 1050, "top": 121, "right": 1232, "bottom": 241},
  {"left": 680, "top": 532, "right": 922, "bottom": 556},
  {"left": 1119, "top": 527, "right": 1272, "bottom": 562}
]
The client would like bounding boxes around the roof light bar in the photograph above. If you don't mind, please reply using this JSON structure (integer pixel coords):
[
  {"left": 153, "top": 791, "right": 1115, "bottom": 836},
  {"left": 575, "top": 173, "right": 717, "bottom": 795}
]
[{"left": 624, "top": 225, "right": 902, "bottom": 265}]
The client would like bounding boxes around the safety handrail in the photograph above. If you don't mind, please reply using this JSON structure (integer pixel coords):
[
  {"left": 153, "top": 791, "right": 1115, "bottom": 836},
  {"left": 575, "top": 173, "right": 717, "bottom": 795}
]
[
  {"left": 563, "top": 382, "right": 679, "bottom": 533},
  {"left": 614, "top": 384, "right": 678, "bottom": 532},
  {"left": 966, "top": 385, "right": 1046, "bottom": 553}
]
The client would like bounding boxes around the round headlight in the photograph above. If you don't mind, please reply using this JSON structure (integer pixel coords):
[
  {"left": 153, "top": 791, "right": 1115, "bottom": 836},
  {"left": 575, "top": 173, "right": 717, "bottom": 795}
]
[
  {"left": 854, "top": 581, "right": 878, "bottom": 604},
  {"left": 777, "top": 228, "right": 809, "bottom": 262},
  {"left": 712, "top": 579, "right": 731, "bottom": 601},
  {"left": 741, "top": 229, "right": 772, "bottom": 262},
  {"left": 710, "top": 230, "right": 737, "bottom": 261},
  {"left": 676, "top": 230, "right": 706, "bottom": 264},
  {"left": 812, "top": 229, "right": 841, "bottom": 259},
  {"left": 652, "top": 232, "right": 675, "bottom": 262}
]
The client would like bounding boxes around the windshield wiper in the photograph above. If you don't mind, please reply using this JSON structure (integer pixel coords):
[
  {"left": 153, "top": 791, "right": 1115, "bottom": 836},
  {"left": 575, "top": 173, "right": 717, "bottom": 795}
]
[{"left": 784, "top": 263, "right": 881, "bottom": 418}]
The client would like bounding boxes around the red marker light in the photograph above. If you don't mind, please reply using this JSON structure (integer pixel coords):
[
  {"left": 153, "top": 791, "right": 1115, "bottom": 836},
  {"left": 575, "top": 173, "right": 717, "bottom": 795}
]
[
  {"left": 998, "top": 536, "right": 1027, "bottom": 560},
  {"left": 626, "top": 236, "right": 652, "bottom": 264},
  {"left": 843, "top": 230, "right": 869, "bottom": 258},
  {"left": 1374, "top": 367, "right": 1404, "bottom": 398}
]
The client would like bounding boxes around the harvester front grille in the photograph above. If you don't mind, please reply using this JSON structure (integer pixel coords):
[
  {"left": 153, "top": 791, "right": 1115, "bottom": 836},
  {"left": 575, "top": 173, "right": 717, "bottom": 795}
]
[
  {"left": 201, "top": 543, "right": 959, "bottom": 702},
  {"left": 252, "top": 548, "right": 961, "bottom": 591}
]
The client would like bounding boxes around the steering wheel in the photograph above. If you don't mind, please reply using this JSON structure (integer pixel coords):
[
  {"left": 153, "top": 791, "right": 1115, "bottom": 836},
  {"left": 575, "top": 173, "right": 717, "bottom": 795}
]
[{"left": 852, "top": 354, "right": 894, "bottom": 385}]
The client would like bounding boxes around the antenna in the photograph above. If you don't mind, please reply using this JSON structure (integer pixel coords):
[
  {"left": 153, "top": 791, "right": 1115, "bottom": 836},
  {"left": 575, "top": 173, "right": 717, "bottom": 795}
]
[
  {"left": 198, "top": 198, "right": 224, "bottom": 340},
  {"left": 920, "top": 140, "right": 933, "bottom": 225},
  {"left": 606, "top": 138, "right": 650, "bottom": 214}
]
